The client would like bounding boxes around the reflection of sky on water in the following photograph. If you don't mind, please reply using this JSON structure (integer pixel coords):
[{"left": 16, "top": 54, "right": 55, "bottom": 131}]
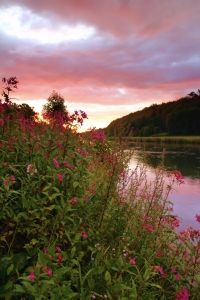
[{"left": 129, "top": 147, "right": 200, "bottom": 231}]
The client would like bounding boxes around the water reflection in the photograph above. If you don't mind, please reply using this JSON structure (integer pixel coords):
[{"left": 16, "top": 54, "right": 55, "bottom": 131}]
[{"left": 129, "top": 143, "right": 200, "bottom": 231}]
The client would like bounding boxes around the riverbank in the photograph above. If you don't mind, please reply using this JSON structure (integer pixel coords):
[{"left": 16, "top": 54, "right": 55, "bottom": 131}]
[{"left": 117, "top": 136, "right": 200, "bottom": 144}]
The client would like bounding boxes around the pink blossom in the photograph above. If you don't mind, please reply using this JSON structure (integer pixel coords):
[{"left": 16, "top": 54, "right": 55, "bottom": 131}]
[
  {"left": 57, "top": 255, "right": 63, "bottom": 262},
  {"left": 171, "top": 267, "right": 176, "bottom": 273},
  {"left": 29, "top": 270, "right": 35, "bottom": 280},
  {"left": 158, "top": 267, "right": 166, "bottom": 278},
  {"left": 195, "top": 214, "right": 200, "bottom": 222},
  {"left": 82, "top": 231, "right": 88, "bottom": 239},
  {"left": 57, "top": 173, "right": 63, "bottom": 182},
  {"left": 56, "top": 246, "right": 62, "bottom": 252},
  {"left": 46, "top": 269, "right": 52, "bottom": 276},
  {"left": 4, "top": 180, "right": 9, "bottom": 186},
  {"left": 175, "top": 273, "right": 180, "bottom": 280},
  {"left": 130, "top": 258, "right": 136, "bottom": 265},
  {"left": 27, "top": 164, "right": 33, "bottom": 173},
  {"left": 157, "top": 251, "right": 162, "bottom": 257},
  {"left": 175, "top": 287, "right": 189, "bottom": 300},
  {"left": 43, "top": 247, "right": 48, "bottom": 254},
  {"left": 143, "top": 223, "right": 154, "bottom": 232},
  {"left": 10, "top": 175, "right": 15, "bottom": 181},
  {"left": 53, "top": 158, "right": 59, "bottom": 168},
  {"left": 72, "top": 197, "right": 77, "bottom": 204}
]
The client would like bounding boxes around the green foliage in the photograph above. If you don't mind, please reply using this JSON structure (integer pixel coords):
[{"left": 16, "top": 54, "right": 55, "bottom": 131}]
[
  {"left": 1, "top": 82, "right": 200, "bottom": 299},
  {"left": 42, "top": 90, "right": 68, "bottom": 115}
]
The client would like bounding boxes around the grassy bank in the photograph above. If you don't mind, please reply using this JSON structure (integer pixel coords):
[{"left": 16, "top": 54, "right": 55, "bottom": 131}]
[{"left": 1, "top": 99, "right": 200, "bottom": 299}]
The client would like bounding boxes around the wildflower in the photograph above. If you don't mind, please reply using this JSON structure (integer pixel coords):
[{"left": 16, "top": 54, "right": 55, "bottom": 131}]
[
  {"left": 10, "top": 175, "right": 15, "bottom": 181},
  {"left": 175, "top": 273, "right": 180, "bottom": 280},
  {"left": 82, "top": 231, "right": 88, "bottom": 239},
  {"left": 29, "top": 270, "right": 35, "bottom": 280},
  {"left": 56, "top": 246, "right": 62, "bottom": 252},
  {"left": 57, "top": 173, "right": 63, "bottom": 182},
  {"left": 91, "top": 296, "right": 96, "bottom": 299},
  {"left": 46, "top": 269, "right": 52, "bottom": 276},
  {"left": 195, "top": 214, "right": 200, "bottom": 222},
  {"left": 72, "top": 197, "right": 77, "bottom": 204},
  {"left": 157, "top": 251, "right": 162, "bottom": 257},
  {"left": 43, "top": 247, "right": 48, "bottom": 254},
  {"left": 171, "top": 267, "right": 176, "bottom": 272},
  {"left": 143, "top": 223, "right": 154, "bottom": 232},
  {"left": 141, "top": 215, "right": 148, "bottom": 220},
  {"left": 57, "top": 255, "right": 63, "bottom": 262},
  {"left": 53, "top": 158, "right": 59, "bottom": 168},
  {"left": 104, "top": 295, "right": 108, "bottom": 299},
  {"left": 158, "top": 267, "right": 166, "bottom": 278},
  {"left": 130, "top": 258, "right": 136, "bottom": 265},
  {"left": 27, "top": 164, "right": 33, "bottom": 173},
  {"left": 175, "top": 287, "right": 189, "bottom": 300},
  {"left": 63, "top": 160, "right": 68, "bottom": 167},
  {"left": 4, "top": 180, "right": 9, "bottom": 186}
]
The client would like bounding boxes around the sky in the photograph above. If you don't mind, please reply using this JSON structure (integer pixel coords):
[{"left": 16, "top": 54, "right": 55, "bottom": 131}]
[{"left": 0, "top": 0, "right": 200, "bottom": 131}]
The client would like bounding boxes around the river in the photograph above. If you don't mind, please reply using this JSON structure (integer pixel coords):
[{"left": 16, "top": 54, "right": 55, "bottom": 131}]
[{"left": 129, "top": 143, "right": 200, "bottom": 231}]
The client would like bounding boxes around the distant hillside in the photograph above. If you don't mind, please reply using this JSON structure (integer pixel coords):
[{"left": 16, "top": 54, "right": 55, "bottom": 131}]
[{"left": 105, "top": 91, "right": 200, "bottom": 137}]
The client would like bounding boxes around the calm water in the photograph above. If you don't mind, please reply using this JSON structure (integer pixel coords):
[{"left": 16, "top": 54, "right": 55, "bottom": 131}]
[{"left": 129, "top": 143, "right": 200, "bottom": 231}]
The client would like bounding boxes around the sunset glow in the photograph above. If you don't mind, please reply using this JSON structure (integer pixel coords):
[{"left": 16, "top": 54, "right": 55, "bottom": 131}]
[{"left": 0, "top": 0, "right": 200, "bottom": 130}]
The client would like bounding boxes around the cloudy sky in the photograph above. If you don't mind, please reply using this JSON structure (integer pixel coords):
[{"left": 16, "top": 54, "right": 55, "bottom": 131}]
[{"left": 0, "top": 0, "right": 200, "bottom": 130}]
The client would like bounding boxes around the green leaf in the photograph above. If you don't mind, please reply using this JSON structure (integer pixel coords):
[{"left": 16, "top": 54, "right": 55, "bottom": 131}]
[
  {"left": 195, "top": 274, "right": 200, "bottom": 285},
  {"left": 22, "top": 281, "right": 36, "bottom": 294},
  {"left": 38, "top": 251, "right": 50, "bottom": 266},
  {"left": 73, "top": 182, "right": 79, "bottom": 189},
  {"left": 105, "top": 271, "right": 111, "bottom": 284},
  {"left": 7, "top": 263, "right": 14, "bottom": 275},
  {"left": 53, "top": 267, "right": 71, "bottom": 276},
  {"left": 13, "top": 284, "right": 26, "bottom": 294}
]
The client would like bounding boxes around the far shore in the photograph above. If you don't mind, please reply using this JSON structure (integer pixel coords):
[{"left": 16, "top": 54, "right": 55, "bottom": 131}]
[{"left": 109, "top": 136, "right": 200, "bottom": 144}]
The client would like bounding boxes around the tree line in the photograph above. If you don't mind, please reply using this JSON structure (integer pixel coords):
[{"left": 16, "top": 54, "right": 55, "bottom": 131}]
[{"left": 105, "top": 90, "right": 200, "bottom": 136}]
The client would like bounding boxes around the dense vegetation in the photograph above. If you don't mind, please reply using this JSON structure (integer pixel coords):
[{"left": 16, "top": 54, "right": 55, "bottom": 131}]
[
  {"left": 1, "top": 78, "right": 200, "bottom": 299},
  {"left": 105, "top": 91, "right": 200, "bottom": 137}
]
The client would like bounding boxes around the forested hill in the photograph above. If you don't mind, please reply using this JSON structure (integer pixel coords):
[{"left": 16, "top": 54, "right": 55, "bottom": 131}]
[{"left": 105, "top": 91, "right": 200, "bottom": 137}]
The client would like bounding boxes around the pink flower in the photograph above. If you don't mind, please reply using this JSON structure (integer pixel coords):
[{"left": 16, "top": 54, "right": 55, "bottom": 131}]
[
  {"left": 43, "top": 247, "right": 48, "bottom": 254},
  {"left": 130, "top": 258, "right": 136, "bottom": 265},
  {"left": 53, "top": 158, "right": 59, "bottom": 168},
  {"left": 82, "top": 231, "right": 88, "bottom": 239},
  {"left": 57, "top": 173, "right": 63, "bottom": 182},
  {"left": 29, "top": 270, "right": 35, "bottom": 280},
  {"left": 4, "top": 180, "right": 9, "bottom": 186},
  {"left": 46, "top": 269, "right": 52, "bottom": 276},
  {"left": 72, "top": 197, "right": 77, "bottom": 204},
  {"left": 57, "top": 255, "right": 63, "bottom": 262},
  {"left": 10, "top": 175, "right": 15, "bottom": 181},
  {"left": 141, "top": 215, "right": 148, "bottom": 221},
  {"left": 143, "top": 223, "right": 154, "bottom": 232},
  {"left": 56, "top": 246, "right": 62, "bottom": 252},
  {"left": 158, "top": 267, "right": 166, "bottom": 278},
  {"left": 171, "top": 267, "right": 176, "bottom": 273},
  {"left": 175, "top": 287, "right": 189, "bottom": 300},
  {"left": 175, "top": 273, "right": 180, "bottom": 280},
  {"left": 157, "top": 251, "right": 162, "bottom": 257},
  {"left": 195, "top": 214, "right": 200, "bottom": 222},
  {"left": 27, "top": 164, "right": 33, "bottom": 173}
]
